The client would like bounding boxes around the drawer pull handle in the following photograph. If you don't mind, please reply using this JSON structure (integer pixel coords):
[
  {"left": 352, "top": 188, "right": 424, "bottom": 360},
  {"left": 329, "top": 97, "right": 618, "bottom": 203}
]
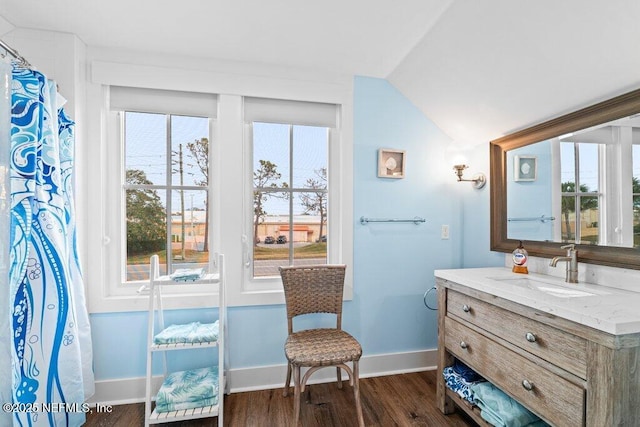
[
  {"left": 462, "top": 304, "right": 471, "bottom": 313},
  {"left": 525, "top": 332, "right": 537, "bottom": 343},
  {"left": 522, "top": 379, "right": 535, "bottom": 391},
  {"left": 460, "top": 341, "right": 468, "bottom": 349}
]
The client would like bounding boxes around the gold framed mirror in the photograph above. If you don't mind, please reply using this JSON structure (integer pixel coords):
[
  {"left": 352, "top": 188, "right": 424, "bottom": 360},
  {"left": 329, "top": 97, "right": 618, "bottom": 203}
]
[{"left": 490, "top": 88, "right": 640, "bottom": 270}]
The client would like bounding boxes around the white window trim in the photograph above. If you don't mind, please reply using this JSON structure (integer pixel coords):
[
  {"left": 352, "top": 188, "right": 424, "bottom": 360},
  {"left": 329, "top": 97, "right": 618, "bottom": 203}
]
[
  {"left": 84, "top": 62, "right": 353, "bottom": 313},
  {"left": 241, "top": 121, "right": 343, "bottom": 293},
  {"left": 88, "top": 88, "right": 220, "bottom": 313},
  {"left": 218, "top": 95, "right": 352, "bottom": 307}
]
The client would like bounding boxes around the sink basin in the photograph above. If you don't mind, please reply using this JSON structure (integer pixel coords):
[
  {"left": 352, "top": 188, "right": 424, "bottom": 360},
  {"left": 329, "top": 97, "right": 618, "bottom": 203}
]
[{"left": 488, "top": 276, "right": 610, "bottom": 298}]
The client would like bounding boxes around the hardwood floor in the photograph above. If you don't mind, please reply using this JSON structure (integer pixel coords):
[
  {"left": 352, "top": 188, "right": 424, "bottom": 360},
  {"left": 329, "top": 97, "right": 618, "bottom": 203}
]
[{"left": 85, "top": 370, "right": 475, "bottom": 426}]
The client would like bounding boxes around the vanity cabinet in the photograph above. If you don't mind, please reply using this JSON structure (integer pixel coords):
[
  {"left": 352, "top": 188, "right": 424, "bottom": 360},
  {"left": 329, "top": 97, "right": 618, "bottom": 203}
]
[{"left": 436, "top": 277, "right": 640, "bottom": 427}]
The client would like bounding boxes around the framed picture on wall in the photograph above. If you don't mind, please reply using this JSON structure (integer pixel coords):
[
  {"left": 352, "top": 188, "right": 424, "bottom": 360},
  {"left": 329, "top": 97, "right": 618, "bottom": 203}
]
[
  {"left": 378, "top": 149, "right": 405, "bottom": 178},
  {"left": 514, "top": 155, "right": 537, "bottom": 182}
]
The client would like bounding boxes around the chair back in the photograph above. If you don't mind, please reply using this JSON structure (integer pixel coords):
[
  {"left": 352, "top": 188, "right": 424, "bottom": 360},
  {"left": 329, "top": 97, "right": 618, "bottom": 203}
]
[{"left": 279, "top": 264, "right": 346, "bottom": 333}]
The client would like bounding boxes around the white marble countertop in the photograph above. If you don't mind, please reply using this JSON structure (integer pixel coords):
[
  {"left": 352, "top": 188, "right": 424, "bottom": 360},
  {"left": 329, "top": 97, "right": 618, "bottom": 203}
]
[{"left": 435, "top": 267, "right": 640, "bottom": 335}]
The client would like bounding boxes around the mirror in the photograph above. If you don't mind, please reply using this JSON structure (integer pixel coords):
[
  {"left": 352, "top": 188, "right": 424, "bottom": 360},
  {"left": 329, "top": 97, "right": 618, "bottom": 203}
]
[{"left": 490, "top": 88, "right": 640, "bottom": 270}]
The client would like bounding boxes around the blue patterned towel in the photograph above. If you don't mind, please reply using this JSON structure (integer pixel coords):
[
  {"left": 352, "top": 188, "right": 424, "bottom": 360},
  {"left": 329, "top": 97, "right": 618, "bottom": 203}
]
[
  {"left": 443, "top": 366, "right": 485, "bottom": 404},
  {"left": 453, "top": 359, "right": 484, "bottom": 382},
  {"left": 469, "top": 382, "right": 546, "bottom": 427},
  {"left": 170, "top": 268, "right": 205, "bottom": 282},
  {"left": 154, "top": 321, "right": 219, "bottom": 345},
  {"left": 155, "top": 367, "right": 219, "bottom": 413}
]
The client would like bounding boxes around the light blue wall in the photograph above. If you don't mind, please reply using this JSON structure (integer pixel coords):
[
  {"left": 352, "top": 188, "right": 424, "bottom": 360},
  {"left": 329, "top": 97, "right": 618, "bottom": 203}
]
[
  {"left": 89, "top": 76, "right": 498, "bottom": 382},
  {"left": 461, "top": 143, "right": 506, "bottom": 268},
  {"left": 507, "top": 141, "right": 554, "bottom": 241},
  {"left": 351, "top": 76, "right": 464, "bottom": 353}
]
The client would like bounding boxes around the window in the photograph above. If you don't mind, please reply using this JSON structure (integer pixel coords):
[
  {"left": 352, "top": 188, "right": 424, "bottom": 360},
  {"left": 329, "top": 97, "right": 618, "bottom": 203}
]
[
  {"left": 251, "top": 122, "right": 328, "bottom": 277},
  {"left": 123, "top": 112, "right": 210, "bottom": 281},
  {"left": 104, "top": 87, "right": 217, "bottom": 296},
  {"left": 559, "top": 141, "right": 601, "bottom": 244},
  {"left": 242, "top": 97, "right": 342, "bottom": 290},
  {"left": 90, "top": 82, "right": 351, "bottom": 312},
  {"left": 552, "top": 121, "right": 639, "bottom": 247}
]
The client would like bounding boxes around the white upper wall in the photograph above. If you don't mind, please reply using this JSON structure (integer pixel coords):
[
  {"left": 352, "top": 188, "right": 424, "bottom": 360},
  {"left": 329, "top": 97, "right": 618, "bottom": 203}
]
[
  {"left": 0, "top": 0, "right": 450, "bottom": 78},
  {"left": 389, "top": 0, "right": 640, "bottom": 145},
  {"left": 0, "top": 14, "right": 13, "bottom": 36}
]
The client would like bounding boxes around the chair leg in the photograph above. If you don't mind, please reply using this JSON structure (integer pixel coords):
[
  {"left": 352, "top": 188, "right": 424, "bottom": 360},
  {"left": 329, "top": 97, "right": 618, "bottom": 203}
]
[
  {"left": 353, "top": 361, "right": 364, "bottom": 427},
  {"left": 283, "top": 362, "right": 292, "bottom": 397},
  {"left": 336, "top": 366, "right": 343, "bottom": 389},
  {"left": 293, "top": 365, "right": 301, "bottom": 426}
]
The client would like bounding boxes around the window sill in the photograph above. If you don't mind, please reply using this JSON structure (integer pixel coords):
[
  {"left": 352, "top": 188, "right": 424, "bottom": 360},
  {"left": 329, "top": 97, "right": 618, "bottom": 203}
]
[
  {"left": 88, "top": 283, "right": 220, "bottom": 314},
  {"left": 88, "top": 282, "right": 353, "bottom": 313}
]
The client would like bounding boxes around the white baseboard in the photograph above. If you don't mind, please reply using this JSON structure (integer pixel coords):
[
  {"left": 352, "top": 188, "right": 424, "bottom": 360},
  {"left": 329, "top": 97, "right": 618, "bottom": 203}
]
[{"left": 88, "top": 348, "right": 437, "bottom": 406}]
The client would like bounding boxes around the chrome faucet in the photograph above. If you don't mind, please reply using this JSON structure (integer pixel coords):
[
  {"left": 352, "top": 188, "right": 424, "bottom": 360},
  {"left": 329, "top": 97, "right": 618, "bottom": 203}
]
[{"left": 549, "top": 244, "right": 578, "bottom": 283}]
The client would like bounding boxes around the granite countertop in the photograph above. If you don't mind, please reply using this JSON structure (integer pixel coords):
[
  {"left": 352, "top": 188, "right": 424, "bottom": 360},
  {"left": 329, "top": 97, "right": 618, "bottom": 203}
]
[{"left": 435, "top": 267, "right": 640, "bottom": 335}]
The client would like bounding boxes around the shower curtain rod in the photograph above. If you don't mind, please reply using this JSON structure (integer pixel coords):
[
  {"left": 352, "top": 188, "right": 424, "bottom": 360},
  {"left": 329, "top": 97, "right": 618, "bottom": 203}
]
[{"left": 0, "top": 39, "right": 32, "bottom": 68}]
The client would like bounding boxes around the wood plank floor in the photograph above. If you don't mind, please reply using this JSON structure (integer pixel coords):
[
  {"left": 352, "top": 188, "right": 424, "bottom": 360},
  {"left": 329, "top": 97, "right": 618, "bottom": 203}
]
[{"left": 85, "top": 370, "right": 475, "bottom": 426}]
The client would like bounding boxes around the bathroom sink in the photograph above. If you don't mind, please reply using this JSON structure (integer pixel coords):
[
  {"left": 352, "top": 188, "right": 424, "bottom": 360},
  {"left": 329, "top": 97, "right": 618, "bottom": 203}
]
[{"left": 488, "top": 276, "right": 610, "bottom": 298}]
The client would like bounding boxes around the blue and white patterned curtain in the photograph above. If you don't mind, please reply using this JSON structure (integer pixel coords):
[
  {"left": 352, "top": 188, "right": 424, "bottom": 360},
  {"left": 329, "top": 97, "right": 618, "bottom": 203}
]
[
  {"left": 7, "top": 64, "right": 94, "bottom": 426},
  {"left": 0, "top": 58, "right": 12, "bottom": 427}
]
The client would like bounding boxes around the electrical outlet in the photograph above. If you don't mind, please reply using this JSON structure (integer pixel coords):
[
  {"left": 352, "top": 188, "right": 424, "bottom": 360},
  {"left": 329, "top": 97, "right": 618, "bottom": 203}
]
[{"left": 441, "top": 225, "right": 450, "bottom": 240}]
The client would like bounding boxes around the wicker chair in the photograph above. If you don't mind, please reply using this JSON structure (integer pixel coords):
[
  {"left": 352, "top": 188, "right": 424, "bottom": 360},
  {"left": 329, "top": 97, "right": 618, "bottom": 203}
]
[{"left": 279, "top": 264, "right": 364, "bottom": 427}]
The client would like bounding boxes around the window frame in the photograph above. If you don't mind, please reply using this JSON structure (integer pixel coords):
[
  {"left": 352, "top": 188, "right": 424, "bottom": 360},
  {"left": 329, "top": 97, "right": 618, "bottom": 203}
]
[
  {"left": 84, "top": 63, "right": 354, "bottom": 313},
  {"left": 242, "top": 122, "right": 336, "bottom": 291},
  {"left": 95, "top": 88, "right": 219, "bottom": 313},
  {"left": 552, "top": 134, "right": 639, "bottom": 247},
  {"left": 242, "top": 97, "right": 340, "bottom": 291}
]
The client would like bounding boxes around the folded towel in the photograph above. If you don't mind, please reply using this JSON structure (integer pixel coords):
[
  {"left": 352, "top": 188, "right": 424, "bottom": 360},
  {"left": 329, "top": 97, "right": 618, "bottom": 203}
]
[
  {"left": 155, "top": 396, "right": 217, "bottom": 413},
  {"left": 525, "top": 421, "right": 550, "bottom": 427},
  {"left": 469, "top": 382, "right": 543, "bottom": 427},
  {"left": 452, "top": 359, "right": 484, "bottom": 383},
  {"left": 170, "top": 268, "right": 205, "bottom": 282},
  {"left": 443, "top": 366, "right": 485, "bottom": 404},
  {"left": 155, "top": 367, "right": 219, "bottom": 413},
  {"left": 154, "top": 321, "right": 219, "bottom": 345}
]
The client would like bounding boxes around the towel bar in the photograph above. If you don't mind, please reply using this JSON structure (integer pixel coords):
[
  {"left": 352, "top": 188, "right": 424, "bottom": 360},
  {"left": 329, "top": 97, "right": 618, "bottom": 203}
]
[
  {"left": 507, "top": 215, "right": 555, "bottom": 223},
  {"left": 360, "top": 216, "right": 426, "bottom": 225}
]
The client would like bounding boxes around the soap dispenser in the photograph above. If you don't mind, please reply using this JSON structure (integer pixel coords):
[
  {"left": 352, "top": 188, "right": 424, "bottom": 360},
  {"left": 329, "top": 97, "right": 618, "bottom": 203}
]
[{"left": 512, "top": 240, "right": 529, "bottom": 274}]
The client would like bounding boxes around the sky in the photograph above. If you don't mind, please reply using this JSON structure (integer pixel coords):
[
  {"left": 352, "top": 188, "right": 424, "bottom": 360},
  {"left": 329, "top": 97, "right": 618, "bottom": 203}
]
[
  {"left": 560, "top": 142, "right": 598, "bottom": 191},
  {"left": 124, "top": 113, "right": 328, "bottom": 216},
  {"left": 253, "top": 122, "right": 328, "bottom": 216},
  {"left": 125, "top": 112, "right": 209, "bottom": 213}
]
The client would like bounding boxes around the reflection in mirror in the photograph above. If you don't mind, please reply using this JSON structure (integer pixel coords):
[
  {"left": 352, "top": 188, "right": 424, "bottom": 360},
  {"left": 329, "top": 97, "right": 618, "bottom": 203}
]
[
  {"left": 507, "top": 115, "right": 640, "bottom": 248},
  {"left": 491, "top": 88, "right": 640, "bottom": 270}
]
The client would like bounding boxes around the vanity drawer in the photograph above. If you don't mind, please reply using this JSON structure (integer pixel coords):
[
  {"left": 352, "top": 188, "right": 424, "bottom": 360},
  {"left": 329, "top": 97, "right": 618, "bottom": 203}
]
[
  {"left": 445, "top": 317, "right": 585, "bottom": 427},
  {"left": 447, "top": 289, "right": 587, "bottom": 379}
]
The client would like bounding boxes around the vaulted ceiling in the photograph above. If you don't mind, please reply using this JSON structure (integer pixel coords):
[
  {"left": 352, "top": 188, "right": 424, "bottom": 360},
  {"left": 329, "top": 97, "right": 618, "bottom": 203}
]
[
  {"left": 388, "top": 0, "right": 640, "bottom": 144},
  {"left": 2, "top": 0, "right": 640, "bottom": 144}
]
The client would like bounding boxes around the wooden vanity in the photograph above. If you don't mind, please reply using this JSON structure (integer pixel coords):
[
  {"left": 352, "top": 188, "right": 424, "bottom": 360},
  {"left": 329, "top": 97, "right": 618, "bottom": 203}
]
[{"left": 435, "top": 269, "right": 640, "bottom": 427}]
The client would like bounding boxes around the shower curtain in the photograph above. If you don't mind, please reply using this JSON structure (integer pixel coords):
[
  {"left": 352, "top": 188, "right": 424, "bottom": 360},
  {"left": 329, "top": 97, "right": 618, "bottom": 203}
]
[
  {"left": 6, "top": 64, "right": 94, "bottom": 426},
  {"left": 1, "top": 59, "right": 12, "bottom": 427}
]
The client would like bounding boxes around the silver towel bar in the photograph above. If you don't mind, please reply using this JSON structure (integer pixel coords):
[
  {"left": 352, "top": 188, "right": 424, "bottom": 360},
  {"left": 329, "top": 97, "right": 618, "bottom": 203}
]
[
  {"left": 360, "top": 216, "right": 426, "bottom": 225},
  {"left": 507, "top": 215, "right": 555, "bottom": 223}
]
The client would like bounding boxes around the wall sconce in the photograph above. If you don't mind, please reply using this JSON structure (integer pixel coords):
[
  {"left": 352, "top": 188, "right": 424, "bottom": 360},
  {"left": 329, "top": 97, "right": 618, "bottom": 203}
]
[{"left": 453, "top": 164, "right": 486, "bottom": 189}]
